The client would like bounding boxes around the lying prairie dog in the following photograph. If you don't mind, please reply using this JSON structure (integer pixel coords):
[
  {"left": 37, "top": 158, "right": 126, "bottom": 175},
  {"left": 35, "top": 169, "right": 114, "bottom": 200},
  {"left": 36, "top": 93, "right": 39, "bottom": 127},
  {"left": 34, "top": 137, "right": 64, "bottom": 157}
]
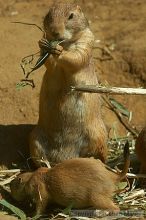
[
  {"left": 135, "top": 127, "right": 146, "bottom": 173},
  {"left": 29, "top": 1, "right": 107, "bottom": 167},
  {"left": 10, "top": 144, "right": 130, "bottom": 215}
]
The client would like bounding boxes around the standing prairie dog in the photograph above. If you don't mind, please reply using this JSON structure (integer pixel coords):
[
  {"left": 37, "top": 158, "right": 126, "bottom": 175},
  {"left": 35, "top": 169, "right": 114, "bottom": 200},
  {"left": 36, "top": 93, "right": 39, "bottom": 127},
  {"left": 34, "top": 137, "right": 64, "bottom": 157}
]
[
  {"left": 10, "top": 144, "right": 130, "bottom": 215},
  {"left": 29, "top": 2, "right": 107, "bottom": 167},
  {"left": 135, "top": 127, "right": 146, "bottom": 173}
]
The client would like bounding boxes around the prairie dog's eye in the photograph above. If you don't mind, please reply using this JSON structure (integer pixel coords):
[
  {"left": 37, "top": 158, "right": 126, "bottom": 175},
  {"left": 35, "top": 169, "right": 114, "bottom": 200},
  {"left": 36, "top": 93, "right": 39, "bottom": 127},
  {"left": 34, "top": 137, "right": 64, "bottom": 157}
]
[
  {"left": 68, "top": 13, "right": 74, "bottom": 20},
  {"left": 18, "top": 177, "right": 22, "bottom": 183}
]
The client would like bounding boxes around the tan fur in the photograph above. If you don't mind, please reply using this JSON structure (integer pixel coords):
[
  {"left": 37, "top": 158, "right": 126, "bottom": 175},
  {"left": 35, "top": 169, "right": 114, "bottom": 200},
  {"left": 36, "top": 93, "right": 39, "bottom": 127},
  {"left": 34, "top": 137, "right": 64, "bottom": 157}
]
[
  {"left": 29, "top": 2, "right": 107, "bottom": 167},
  {"left": 135, "top": 127, "right": 146, "bottom": 173},
  {"left": 10, "top": 146, "right": 129, "bottom": 215}
]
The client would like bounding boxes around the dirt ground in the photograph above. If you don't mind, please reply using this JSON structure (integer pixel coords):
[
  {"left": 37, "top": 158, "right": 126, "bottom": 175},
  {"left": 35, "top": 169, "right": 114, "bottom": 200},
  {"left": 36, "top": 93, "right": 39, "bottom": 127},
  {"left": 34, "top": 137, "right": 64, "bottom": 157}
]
[
  {"left": 0, "top": 0, "right": 146, "bottom": 168},
  {"left": 0, "top": 0, "right": 146, "bottom": 218}
]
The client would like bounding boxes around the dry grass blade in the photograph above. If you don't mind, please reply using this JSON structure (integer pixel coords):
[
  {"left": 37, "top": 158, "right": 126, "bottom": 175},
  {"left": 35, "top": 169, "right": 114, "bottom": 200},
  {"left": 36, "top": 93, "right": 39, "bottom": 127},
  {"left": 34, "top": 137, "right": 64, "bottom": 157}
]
[
  {"left": 41, "top": 159, "right": 51, "bottom": 168},
  {"left": 124, "top": 189, "right": 146, "bottom": 202},
  {"left": 0, "top": 169, "right": 21, "bottom": 173},
  {"left": 0, "top": 172, "right": 20, "bottom": 186}
]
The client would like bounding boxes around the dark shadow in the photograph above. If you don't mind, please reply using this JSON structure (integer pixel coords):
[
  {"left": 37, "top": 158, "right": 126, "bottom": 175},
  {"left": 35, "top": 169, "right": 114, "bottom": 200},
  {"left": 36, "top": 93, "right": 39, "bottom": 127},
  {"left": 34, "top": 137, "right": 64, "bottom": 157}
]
[{"left": 0, "top": 124, "right": 35, "bottom": 169}]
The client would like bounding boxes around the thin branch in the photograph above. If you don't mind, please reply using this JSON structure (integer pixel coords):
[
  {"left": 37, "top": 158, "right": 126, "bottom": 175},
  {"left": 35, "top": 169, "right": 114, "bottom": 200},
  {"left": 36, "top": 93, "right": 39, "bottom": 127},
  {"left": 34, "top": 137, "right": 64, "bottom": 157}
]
[
  {"left": 71, "top": 85, "right": 146, "bottom": 95},
  {"left": 21, "top": 79, "right": 35, "bottom": 88},
  {"left": 20, "top": 63, "right": 26, "bottom": 75},
  {"left": 127, "top": 173, "right": 146, "bottom": 178},
  {"left": 12, "top": 21, "right": 45, "bottom": 33},
  {"left": 103, "top": 96, "right": 138, "bottom": 137},
  {"left": 93, "top": 45, "right": 116, "bottom": 60},
  {"left": 21, "top": 51, "right": 40, "bottom": 63}
]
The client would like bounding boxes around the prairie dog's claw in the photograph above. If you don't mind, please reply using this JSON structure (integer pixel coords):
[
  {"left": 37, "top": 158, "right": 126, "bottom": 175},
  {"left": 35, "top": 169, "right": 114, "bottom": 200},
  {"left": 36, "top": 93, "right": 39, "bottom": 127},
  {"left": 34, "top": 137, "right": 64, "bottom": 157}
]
[
  {"left": 38, "top": 39, "right": 63, "bottom": 55},
  {"left": 53, "top": 44, "right": 63, "bottom": 55}
]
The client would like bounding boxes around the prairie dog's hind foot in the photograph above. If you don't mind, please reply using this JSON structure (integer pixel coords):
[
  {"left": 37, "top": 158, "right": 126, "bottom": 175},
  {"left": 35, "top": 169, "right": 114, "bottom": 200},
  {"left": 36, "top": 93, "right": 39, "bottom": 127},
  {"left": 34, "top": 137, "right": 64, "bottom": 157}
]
[{"left": 29, "top": 126, "right": 50, "bottom": 167}]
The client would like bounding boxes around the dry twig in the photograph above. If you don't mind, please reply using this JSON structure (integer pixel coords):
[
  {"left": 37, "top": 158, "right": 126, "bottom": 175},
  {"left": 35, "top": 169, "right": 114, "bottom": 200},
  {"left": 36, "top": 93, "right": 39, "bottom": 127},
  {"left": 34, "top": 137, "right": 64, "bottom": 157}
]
[{"left": 71, "top": 85, "right": 146, "bottom": 95}]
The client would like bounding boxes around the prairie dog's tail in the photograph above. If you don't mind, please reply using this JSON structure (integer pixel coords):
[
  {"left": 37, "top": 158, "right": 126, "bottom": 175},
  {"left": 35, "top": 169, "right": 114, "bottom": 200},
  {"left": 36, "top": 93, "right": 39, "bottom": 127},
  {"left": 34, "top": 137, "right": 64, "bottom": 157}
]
[{"left": 119, "top": 142, "right": 130, "bottom": 180}]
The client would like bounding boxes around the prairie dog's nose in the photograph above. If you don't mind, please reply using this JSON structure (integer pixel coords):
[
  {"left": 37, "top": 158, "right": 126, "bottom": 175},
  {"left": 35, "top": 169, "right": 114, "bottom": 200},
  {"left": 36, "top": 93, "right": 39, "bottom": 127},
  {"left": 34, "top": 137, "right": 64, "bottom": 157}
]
[
  {"left": 51, "top": 24, "right": 64, "bottom": 39},
  {"left": 53, "top": 32, "right": 60, "bottom": 38}
]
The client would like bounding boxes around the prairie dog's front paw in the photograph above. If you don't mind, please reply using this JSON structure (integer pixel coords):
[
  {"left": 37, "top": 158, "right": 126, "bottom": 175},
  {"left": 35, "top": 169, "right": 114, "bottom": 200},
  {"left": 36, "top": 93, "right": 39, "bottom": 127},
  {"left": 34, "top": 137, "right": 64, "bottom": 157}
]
[
  {"left": 38, "top": 38, "right": 63, "bottom": 56},
  {"left": 53, "top": 44, "right": 63, "bottom": 56}
]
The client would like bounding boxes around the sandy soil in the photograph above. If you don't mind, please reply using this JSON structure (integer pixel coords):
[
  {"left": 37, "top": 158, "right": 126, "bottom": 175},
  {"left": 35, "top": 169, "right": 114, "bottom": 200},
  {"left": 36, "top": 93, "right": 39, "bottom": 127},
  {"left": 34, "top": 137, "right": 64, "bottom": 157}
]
[{"left": 0, "top": 0, "right": 145, "bottom": 168}]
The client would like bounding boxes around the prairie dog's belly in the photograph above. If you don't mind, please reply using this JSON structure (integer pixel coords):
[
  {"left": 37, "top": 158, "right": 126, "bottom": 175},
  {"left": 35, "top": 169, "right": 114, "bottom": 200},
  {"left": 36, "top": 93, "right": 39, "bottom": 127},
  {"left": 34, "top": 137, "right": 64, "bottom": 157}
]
[
  {"left": 39, "top": 60, "right": 99, "bottom": 131},
  {"left": 38, "top": 71, "right": 99, "bottom": 158},
  {"left": 39, "top": 87, "right": 90, "bottom": 141}
]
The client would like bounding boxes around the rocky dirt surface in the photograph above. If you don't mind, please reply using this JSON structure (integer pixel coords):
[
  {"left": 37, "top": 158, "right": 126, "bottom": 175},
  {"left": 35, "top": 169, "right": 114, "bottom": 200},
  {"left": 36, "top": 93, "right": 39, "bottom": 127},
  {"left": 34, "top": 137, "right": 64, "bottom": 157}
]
[{"left": 0, "top": 213, "right": 18, "bottom": 220}]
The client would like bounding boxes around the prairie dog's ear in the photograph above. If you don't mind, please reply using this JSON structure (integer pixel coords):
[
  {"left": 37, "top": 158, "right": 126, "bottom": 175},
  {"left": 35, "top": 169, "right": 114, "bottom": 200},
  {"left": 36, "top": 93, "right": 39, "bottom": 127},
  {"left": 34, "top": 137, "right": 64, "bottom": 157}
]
[{"left": 76, "top": 5, "right": 82, "bottom": 13}]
